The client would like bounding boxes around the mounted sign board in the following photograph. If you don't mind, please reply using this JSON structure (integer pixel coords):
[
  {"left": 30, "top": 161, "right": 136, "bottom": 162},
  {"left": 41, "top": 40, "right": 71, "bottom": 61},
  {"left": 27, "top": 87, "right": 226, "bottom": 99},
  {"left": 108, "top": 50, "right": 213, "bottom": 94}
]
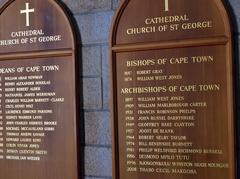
[
  {"left": 110, "top": 0, "right": 235, "bottom": 179},
  {"left": 0, "top": 0, "right": 79, "bottom": 179}
]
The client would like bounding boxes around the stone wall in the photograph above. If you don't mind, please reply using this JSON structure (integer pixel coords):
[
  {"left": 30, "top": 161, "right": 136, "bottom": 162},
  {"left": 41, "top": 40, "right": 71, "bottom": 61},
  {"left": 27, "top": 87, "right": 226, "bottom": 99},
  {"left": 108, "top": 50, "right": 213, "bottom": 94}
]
[
  {"left": 60, "top": 1, "right": 119, "bottom": 179},
  {"left": 0, "top": 0, "right": 240, "bottom": 178}
]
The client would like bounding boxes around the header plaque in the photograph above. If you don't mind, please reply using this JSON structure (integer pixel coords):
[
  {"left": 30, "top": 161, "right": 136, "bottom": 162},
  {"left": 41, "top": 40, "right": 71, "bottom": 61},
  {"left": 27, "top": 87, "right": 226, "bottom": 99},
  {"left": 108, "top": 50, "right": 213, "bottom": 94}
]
[
  {"left": 0, "top": 0, "right": 79, "bottom": 179},
  {"left": 110, "top": 0, "right": 235, "bottom": 179}
]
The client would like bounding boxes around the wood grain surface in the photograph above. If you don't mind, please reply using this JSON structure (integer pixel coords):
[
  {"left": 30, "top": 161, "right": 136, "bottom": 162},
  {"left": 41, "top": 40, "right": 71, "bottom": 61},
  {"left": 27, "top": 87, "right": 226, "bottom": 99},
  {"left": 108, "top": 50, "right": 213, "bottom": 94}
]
[
  {"left": 0, "top": 1, "right": 79, "bottom": 179},
  {"left": 110, "top": 1, "right": 235, "bottom": 179}
]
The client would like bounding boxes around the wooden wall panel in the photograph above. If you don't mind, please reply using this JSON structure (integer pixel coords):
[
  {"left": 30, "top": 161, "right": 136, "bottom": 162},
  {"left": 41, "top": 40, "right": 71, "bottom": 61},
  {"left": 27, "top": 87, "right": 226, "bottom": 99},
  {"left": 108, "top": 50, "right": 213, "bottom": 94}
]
[
  {"left": 0, "top": 1, "right": 79, "bottom": 179},
  {"left": 110, "top": 1, "right": 235, "bottom": 179}
]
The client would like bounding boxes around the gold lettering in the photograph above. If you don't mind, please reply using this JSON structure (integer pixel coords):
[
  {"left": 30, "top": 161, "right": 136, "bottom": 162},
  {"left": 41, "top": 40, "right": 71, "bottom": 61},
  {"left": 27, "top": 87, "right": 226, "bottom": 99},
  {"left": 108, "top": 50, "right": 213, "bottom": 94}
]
[
  {"left": 145, "top": 15, "right": 189, "bottom": 25},
  {"left": 127, "top": 26, "right": 156, "bottom": 35},
  {"left": 127, "top": 59, "right": 155, "bottom": 67},
  {"left": 164, "top": 0, "right": 169, "bottom": 11},
  {"left": 182, "top": 21, "right": 212, "bottom": 30}
]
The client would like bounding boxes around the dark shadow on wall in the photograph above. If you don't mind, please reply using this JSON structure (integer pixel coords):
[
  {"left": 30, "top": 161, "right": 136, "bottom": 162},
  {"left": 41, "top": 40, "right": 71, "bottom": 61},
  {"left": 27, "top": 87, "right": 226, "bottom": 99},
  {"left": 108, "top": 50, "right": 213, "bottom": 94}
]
[
  {"left": 224, "top": 0, "right": 239, "bottom": 178},
  {"left": 60, "top": 2, "right": 85, "bottom": 179}
]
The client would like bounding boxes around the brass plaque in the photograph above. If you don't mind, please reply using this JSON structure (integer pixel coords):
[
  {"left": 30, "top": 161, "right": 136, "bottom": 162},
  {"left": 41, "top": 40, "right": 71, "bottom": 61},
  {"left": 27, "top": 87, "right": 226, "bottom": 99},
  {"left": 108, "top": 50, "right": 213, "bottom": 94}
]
[{"left": 110, "top": 1, "right": 235, "bottom": 179}]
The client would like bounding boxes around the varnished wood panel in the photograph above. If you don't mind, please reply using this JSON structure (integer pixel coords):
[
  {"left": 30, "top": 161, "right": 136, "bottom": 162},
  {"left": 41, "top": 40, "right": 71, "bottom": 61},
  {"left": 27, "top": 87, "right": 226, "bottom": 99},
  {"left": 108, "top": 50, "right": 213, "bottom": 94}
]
[
  {"left": 0, "top": 0, "right": 74, "bottom": 53},
  {"left": 0, "top": 1, "right": 79, "bottom": 179},
  {"left": 113, "top": 0, "right": 230, "bottom": 45},
  {"left": 110, "top": 1, "right": 235, "bottom": 179}
]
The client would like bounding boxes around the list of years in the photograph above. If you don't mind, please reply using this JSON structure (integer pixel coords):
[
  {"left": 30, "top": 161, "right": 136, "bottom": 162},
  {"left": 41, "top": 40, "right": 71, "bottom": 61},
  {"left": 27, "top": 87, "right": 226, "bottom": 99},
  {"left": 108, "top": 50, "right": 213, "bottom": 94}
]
[{"left": 116, "top": 47, "right": 230, "bottom": 176}]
